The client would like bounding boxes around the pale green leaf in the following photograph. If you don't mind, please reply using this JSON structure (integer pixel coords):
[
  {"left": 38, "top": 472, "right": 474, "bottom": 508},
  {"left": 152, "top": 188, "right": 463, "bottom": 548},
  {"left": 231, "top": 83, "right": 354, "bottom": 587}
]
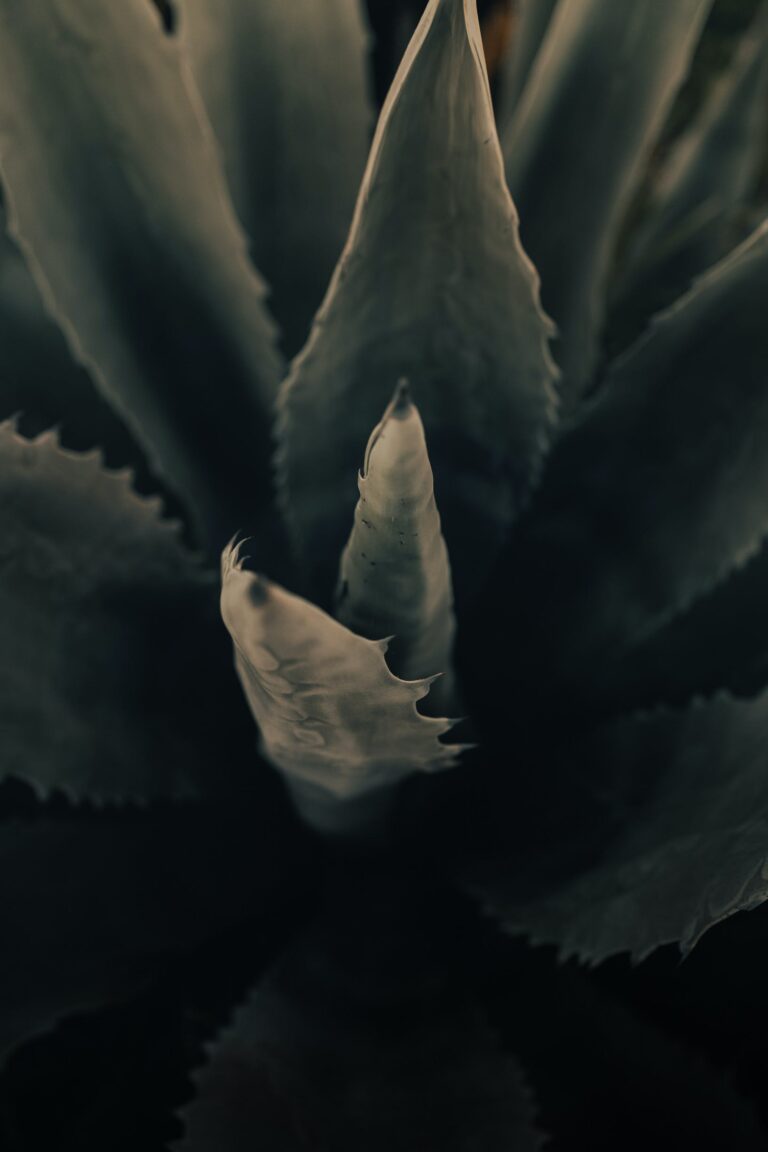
[
  {"left": 220, "top": 541, "right": 460, "bottom": 834},
  {"left": 277, "top": 0, "right": 557, "bottom": 604},
  {"left": 504, "top": 0, "right": 712, "bottom": 402},
  {"left": 336, "top": 383, "right": 457, "bottom": 714},
  {"left": 182, "top": 0, "right": 372, "bottom": 356},
  {"left": 0, "top": 0, "right": 283, "bottom": 548}
]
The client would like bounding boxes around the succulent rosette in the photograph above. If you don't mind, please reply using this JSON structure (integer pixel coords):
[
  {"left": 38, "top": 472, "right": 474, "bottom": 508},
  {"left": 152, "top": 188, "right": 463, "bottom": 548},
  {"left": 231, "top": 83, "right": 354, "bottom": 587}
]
[{"left": 1, "top": 0, "right": 768, "bottom": 1147}]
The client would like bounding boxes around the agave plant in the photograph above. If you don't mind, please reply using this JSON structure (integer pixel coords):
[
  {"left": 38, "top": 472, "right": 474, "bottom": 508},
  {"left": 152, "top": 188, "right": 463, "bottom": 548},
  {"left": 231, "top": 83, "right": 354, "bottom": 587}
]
[{"left": 2, "top": 0, "right": 768, "bottom": 1147}]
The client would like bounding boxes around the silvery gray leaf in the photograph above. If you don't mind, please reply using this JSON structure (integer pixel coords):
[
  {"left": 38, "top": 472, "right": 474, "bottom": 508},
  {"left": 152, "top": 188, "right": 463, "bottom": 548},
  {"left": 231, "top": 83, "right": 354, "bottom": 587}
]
[{"left": 182, "top": 0, "right": 372, "bottom": 356}]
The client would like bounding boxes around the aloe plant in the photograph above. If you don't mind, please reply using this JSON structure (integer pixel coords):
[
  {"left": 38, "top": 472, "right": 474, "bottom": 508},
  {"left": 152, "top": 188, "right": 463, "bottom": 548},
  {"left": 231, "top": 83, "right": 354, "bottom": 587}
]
[{"left": 1, "top": 0, "right": 768, "bottom": 1147}]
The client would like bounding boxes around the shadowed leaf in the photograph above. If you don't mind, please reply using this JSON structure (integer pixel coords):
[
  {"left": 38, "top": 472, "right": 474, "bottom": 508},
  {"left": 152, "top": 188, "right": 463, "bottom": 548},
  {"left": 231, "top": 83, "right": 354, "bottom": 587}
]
[
  {"left": 496, "top": 0, "right": 558, "bottom": 132},
  {"left": 504, "top": 0, "right": 712, "bottom": 401},
  {"left": 0, "top": 0, "right": 283, "bottom": 548},
  {"left": 0, "top": 798, "right": 310, "bottom": 1066},
  {"left": 177, "top": 870, "right": 542, "bottom": 1152},
  {"left": 182, "top": 0, "right": 372, "bottom": 357},
  {"left": 614, "top": 6, "right": 768, "bottom": 330},
  {"left": 486, "top": 222, "right": 768, "bottom": 714},
  {"left": 0, "top": 421, "right": 233, "bottom": 803},
  {"left": 473, "top": 690, "right": 768, "bottom": 962},
  {"left": 277, "top": 0, "right": 557, "bottom": 605}
]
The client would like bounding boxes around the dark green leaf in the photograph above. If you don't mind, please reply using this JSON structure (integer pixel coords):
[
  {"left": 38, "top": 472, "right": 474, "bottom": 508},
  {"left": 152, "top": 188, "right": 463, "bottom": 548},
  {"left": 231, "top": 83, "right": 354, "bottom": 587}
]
[
  {"left": 0, "top": 0, "right": 283, "bottom": 548},
  {"left": 504, "top": 0, "right": 712, "bottom": 401}
]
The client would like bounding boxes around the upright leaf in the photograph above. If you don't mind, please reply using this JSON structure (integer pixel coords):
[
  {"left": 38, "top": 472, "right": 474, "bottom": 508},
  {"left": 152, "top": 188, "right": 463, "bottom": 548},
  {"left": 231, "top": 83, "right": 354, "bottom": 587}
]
[
  {"left": 221, "top": 542, "right": 460, "bottom": 834},
  {"left": 182, "top": 0, "right": 372, "bottom": 356},
  {"left": 504, "top": 0, "right": 712, "bottom": 402},
  {"left": 472, "top": 690, "right": 768, "bottom": 962},
  {"left": 0, "top": 0, "right": 284, "bottom": 548},
  {"left": 336, "top": 383, "right": 457, "bottom": 713},
  {"left": 277, "top": 0, "right": 558, "bottom": 603},
  {"left": 496, "top": 0, "right": 558, "bottom": 133},
  {"left": 487, "top": 222, "right": 768, "bottom": 712},
  {"left": 0, "top": 421, "right": 228, "bottom": 803},
  {"left": 614, "top": 6, "right": 768, "bottom": 330}
]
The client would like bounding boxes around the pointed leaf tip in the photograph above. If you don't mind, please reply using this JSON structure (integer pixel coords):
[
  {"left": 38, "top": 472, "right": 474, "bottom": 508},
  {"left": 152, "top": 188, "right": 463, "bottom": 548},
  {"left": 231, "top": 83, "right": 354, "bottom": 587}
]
[
  {"left": 221, "top": 547, "right": 461, "bottom": 833},
  {"left": 337, "top": 388, "right": 458, "bottom": 713},
  {"left": 277, "top": 0, "right": 557, "bottom": 603}
]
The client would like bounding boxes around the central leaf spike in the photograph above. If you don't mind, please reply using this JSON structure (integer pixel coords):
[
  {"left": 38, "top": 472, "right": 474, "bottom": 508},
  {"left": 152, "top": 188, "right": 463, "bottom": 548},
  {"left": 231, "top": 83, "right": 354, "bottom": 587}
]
[
  {"left": 277, "top": 0, "right": 558, "bottom": 605},
  {"left": 336, "top": 381, "right": 457, "bottom": 714}
]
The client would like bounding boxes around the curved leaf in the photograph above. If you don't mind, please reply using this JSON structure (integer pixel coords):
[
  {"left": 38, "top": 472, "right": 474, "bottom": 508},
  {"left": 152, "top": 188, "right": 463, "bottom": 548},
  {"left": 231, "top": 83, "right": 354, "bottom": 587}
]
[
  {"left": 614, "top": 7, "right": 768, "bottom": 330},
  {"left": 177, "top": 879, "right": 542, "bottom": 1152},
  {"left": 182, "top": 0, "right": 372, "bottom": 357},
  {"left": 0, "top": 798, "right": 311, "bottom": 1065},
  {"left": 474, "top": 690, "right": 768, "bottom": 962},
  {"left": 0, "top": 421, "right": 226, "bottom": 803},
  {"left": 337, "top": 383, "right": 457, "bottom": 713},
  {"left": 221, "top": 542, "right": 461, "bottom": 834},
  {"left": 0, "top": 197, "right": 148, "bottom": 473},
  {"left": 504, "top": 0, "right": 712, "bottom": 402},
  {"left": 0, "top": 0, "right": 283, "bottom": 548},
  {"left": 277, "top": 0, "right": 557, "bottom": 604},
  {"left": 487, "top": 222, "right": 768, "bottom": 713}
]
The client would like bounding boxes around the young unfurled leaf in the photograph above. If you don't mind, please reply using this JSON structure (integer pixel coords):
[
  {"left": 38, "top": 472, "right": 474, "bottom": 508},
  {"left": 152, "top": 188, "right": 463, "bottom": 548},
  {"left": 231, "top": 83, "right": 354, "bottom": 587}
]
[
  {"left": 220, "top": 542, "right": 460, "bottom": 834},
  {"left": 496, "top": 0, "right": 558, "bottom": 132},
  {"left": 473, "top": 690, "right": 768, "bottom": 962},
  {"left": 182, "top": 0, "right": 372, "bottom": 356},
  {"left": 489, "top": 222, "right": 768, "bottom": 711},
  {"left": 336, "top": 382, "right": 457, "bottom": 713},
  {"left": 277, "top": 0, "right": 558, "bottom": 603},
  {"left": 177, "top": 877, "right": 542, "bottom": 1152},
  {"left": 614, "top": 8, "right": 768, "bottom": 329},
  {"left": 0, "top": 421, "right": 218, "bottom": 802},
  {"left": 504, "top": 0, "right": 712, "bottom": 401},
  {"left": 0, "top": 0, "right": 283, "bottom": 548}
]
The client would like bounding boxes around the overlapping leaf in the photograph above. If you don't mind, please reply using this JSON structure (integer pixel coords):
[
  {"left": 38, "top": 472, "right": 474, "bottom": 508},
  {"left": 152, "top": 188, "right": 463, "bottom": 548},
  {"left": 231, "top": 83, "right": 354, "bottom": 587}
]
[
  {"left": 496, "top": 0, "right": 558, "bottom": 132},
  {"left": 221, "top": 542, "right": 460, "bottom": 833},
  {"left": 0, "top": 798, "right": 310, "bottom": 1065},
  {"left": 0, "top": 421, "right": 233, "bottom": 802},
  {"left": 177, "top": 872, "right": 542, "bottom": 1152},
  {"left": 614, "top": 7, "right": 768, "bottom": 330},
  {"left": 488, "top": 221, "right": 768, "bottom": 712},
  {"left": 504, "top": 0, "right": 712, "bottom": 400},
  {"left": 473, "top": 689, "right": 768, "bottom": 962},
  {"left": 277, "top": 0, "right": 557, "bottom": 604},
  {"left": 183, "top": 0, "right": 372, "bottom": 357},
  {"left": 0, "top": 0, "right": 283, "bottom": 548}
]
